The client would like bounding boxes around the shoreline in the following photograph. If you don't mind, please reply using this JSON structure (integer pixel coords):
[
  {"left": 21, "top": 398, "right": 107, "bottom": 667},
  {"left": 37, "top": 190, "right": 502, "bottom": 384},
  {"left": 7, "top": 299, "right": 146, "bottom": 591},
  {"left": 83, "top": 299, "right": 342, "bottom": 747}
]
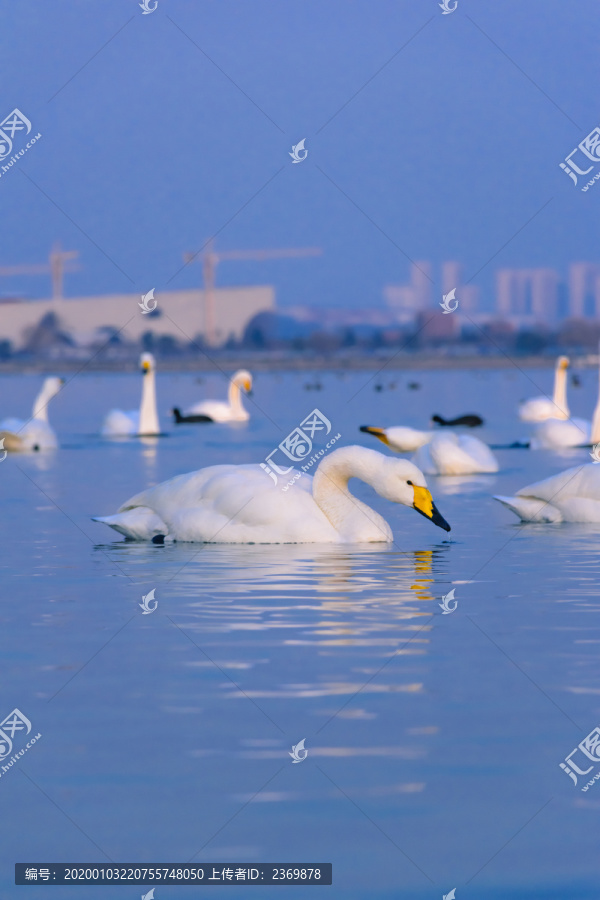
[{"left": 0, "top": 352, "right": 597, "bottom": 375}]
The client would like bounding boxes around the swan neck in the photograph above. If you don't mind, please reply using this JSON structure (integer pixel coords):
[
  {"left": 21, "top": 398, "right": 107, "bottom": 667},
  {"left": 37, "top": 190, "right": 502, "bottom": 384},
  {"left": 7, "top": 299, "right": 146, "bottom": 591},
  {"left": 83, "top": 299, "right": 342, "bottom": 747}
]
[
  {"left": 32, "top": 385, "right": 51, "bottom": 421},
  {"left": 312, "top": 447, "right": 381, "bottom": 528},
  {"left": 228, "top": 378, "right": 244, "bottom": 414},
  {"left": 553, "top": 365, "right": 568, "bottom": 417},
  {"left": 139, "top": 370, "right": 160, "bottom": 435},
  {"left": 591, "top": 362, "right": 600, "bottom": 444}
]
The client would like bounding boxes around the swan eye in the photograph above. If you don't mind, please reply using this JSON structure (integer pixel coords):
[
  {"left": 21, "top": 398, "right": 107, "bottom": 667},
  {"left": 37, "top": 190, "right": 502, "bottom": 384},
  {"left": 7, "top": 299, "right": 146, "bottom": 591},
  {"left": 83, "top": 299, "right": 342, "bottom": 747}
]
[{"left": 406, "top": 480, "right": 413, "bottom": 486}]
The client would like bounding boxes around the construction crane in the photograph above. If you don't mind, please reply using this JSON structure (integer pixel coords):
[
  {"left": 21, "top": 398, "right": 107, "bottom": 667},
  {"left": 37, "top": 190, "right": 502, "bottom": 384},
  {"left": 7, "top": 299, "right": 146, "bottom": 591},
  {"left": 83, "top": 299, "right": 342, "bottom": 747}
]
[
  {"left": 183, "top": 239, "right": 321, "bottom": 345},
  {"left": 0, "top": 243, "right": 80, "bottom": 300}
]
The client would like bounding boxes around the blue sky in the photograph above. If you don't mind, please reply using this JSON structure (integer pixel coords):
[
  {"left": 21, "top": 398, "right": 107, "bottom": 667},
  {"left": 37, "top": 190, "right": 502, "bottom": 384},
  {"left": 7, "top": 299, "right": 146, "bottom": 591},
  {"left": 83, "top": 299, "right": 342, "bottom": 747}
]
[{"left": 0, "top": 0, "right": 597, "bottom": 311}]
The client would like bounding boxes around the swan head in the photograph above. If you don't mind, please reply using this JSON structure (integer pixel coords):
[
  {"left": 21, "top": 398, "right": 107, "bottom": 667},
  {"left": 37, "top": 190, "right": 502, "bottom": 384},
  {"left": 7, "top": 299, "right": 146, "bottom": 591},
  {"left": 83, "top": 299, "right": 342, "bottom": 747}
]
[
  {"left": 360, "top": 425, "right": 390, "bottom": 447},
  {"left": 557, "top": 356, "right": 569, "bottom": 371},
  {"left": 374, "top": 457, "right": 451, "bottom": 531},
  {"left": 140, "top": 352, "right": 156, "bottom": 375},
  {"left": 233, "top": 369, "right": 252, "bottom": 392},
  {"left": 42, "top": 376, "right": 65, "bottom": 399}
]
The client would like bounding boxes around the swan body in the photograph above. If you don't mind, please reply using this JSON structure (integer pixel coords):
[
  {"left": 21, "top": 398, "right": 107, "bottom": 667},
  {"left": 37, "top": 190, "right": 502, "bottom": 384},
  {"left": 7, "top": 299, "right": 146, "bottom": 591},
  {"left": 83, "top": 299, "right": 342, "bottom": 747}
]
[
  {"left": 92, "top": 445, "right": 451, "bottom": 543},
  {"left": 360, "top": 425, "right": 432, "bottom": 452},
  {"left": 361, "top": 424, "right": 498, "bottom": 474},
  {"left": 530, "top": 417, "right": 591, "bottom": 449},
  {"left": 518, "top": 356, "right": 570, "bottom": 422},
  {"left": 412, "top": 432, "right": 499, "bottom": 475},
  {"left": 495, "top": 463, "right": 600, "bottom": 523},
  {"left": 176, "top": 369, "right": 252, "bottom": 423},
  {"left": 102, "top": 353, "right": 160, "bottom": 437},
  {"left": 0, "top": 376, "right": 64, "bottom": 452},
  {"left": 530, "top": 356, "right": 600, "bottom": 449}
]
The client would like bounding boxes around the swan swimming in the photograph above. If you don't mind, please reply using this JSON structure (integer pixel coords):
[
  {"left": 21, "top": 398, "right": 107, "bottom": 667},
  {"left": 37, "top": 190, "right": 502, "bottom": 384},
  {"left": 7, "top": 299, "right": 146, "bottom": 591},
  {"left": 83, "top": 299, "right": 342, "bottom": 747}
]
[
  {"left": 530, "top": 356, "right": 600, "bottom": 449},
  {"left": 172, "top": 369, "right": 252, "bottom": 423},
  {"left": 494, "top": 463, "right": 600, "bottom": 523},
  {"left": 101, "top": 352, "right": 160, "bottom": 437},
  {"left": 360, "top": 425, "right": 498, "bottom": 475},
  {"left": 92, "top": 445, "right": 451, "bottom": 543},
  {"left": 0, "top": 376, "right": 64, "bottom": 452},
  {"left": 518, "top": 356, "right": 570, "bottom": 422}
]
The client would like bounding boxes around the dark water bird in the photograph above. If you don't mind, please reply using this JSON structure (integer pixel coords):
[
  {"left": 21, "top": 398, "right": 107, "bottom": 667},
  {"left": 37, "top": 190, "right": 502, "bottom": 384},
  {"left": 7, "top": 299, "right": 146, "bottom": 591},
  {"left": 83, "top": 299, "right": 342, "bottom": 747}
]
[
  {"left": 431, "top": 414, "right": 484, "bottom": 428},
  {"left": 407, "top": 382, "right": 421, "bottom": 390},
  {"left": 172, "top": 407, "right": 213, "bottom": 424},
  {"left": 572, "top": 373, "right": 581, "bottom": 387},
  {"left": 304, "top": 379, "right": 323, "bottom": 391},
  {"left": 374, "top": 383, "right": 384, "bottom": 392}
]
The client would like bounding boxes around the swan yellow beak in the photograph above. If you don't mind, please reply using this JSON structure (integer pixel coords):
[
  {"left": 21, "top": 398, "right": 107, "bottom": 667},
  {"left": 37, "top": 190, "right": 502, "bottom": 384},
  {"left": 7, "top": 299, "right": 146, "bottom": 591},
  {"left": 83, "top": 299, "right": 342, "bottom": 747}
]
[
  {"left": 413, "top": 485, "right": 451, "bottom": 532},
  {"left": 142, "top": 360, "right": 151, "bottom": 373},
  {"left": 558, "top": 357, "right": 569, "bottom": 370},
  {"left": 243, "top": 377, "right": 252, "bottom": 391},
  {"left": 359, "top": 425, "right": 390, "bottom": 447}
]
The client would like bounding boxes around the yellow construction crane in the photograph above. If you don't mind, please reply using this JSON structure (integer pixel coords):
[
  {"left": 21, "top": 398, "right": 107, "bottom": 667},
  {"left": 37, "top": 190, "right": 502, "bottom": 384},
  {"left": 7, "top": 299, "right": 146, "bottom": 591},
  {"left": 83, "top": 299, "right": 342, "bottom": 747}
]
[
  {"left": 0, "top": 243, "right": 80, "bottom": 300},
  {"left": 183, "top": 239, "right": 321, "bottom": 345}
]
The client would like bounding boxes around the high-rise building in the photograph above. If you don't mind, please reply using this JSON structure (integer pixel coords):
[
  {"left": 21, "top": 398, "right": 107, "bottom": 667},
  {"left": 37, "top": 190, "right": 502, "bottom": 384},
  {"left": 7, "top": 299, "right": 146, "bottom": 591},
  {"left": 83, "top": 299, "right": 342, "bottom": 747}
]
[
  {"left": 568, "top": 262, "right": 600, "bottom": 318},
  {"left": 495, "top": 268, "right": 560, "bottom": 323},
  {"left": 383, "top": 261, "right": 432, "bottom": 323},
  {"left": 441, "top": 261, "right": 479, "bottom": 314}
]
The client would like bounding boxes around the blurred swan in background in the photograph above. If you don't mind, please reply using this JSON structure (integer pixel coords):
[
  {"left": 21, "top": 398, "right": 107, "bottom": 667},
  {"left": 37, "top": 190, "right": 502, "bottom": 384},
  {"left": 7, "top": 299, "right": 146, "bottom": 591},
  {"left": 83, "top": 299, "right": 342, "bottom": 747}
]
[
  {"left": 518, "top": 356, "right": 570, "bottom": 422},
  {"left": 360, "top": 424, "right": 498, "bottom": 475},
  {"left": 495, "top": 463, "right": 600, "bottom": 523},
  {"left": 93, "top": 445, "right": 451, "bottom": 543},
  {"left": 530, "top": 355, "right": 600, "bottom": 449},
  {"left": 173, "top": 369, "right": 252, "bottom": 423},
  {"left": 102, "top": 352, "right": 160, "bottom": 437},
  {"left": 0, "top": 376, "right": 64, "bottom": 452}
]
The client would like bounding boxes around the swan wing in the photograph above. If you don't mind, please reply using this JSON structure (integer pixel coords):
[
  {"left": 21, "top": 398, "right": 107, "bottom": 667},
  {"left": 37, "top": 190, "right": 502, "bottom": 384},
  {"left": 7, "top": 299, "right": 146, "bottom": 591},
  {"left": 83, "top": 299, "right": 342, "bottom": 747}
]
[
  {"left": 494, "top": 495, "right": 563, "bottom": 522},
  {"left": 531, "top": 418, "right": 590, "bottom": 449},
  {"left": 455, "top": 434, "right": 499, "bottom": 472},
  {"left": 102, "top": 409, "right": 139, "bottom": 436},
  {"left": 518, "top": 397, "right": 554, "bottom": 422},
  {"left": 92, "top": 507, "right": 168, "bottom": 540},
  {"left": 0, "top": 419, "right": 57, "bottom": 451},
  {"left": 115, "top": 464, "right": 338, "bottom": 543}
]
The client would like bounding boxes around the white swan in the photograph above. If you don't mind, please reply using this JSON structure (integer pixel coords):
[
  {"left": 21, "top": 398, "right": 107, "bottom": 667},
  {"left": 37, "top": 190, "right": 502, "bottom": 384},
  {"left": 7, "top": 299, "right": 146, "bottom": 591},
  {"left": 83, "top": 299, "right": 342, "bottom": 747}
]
[
  {"left": 518, "top": 356, "right": 570, "bottom": 422},
  {"left": 530, "top": 357, "right": 600, "bottom": 449},
  {"left": 360, "top": 425, "right": 498, "bottom": 475},
  {"left": 102, "top": 352, "right": 160, "bottom": 437},
  {"left": 0, "top": 376, "right": 64, "bottom": 452},
  {"left": 360, "top": 425, "right": 431, "bottom": 452},
  {"left": 174, "top": 369, "right": 252, "bottom": 424},
  {"left": 495, "top": 463, "right": 600, "bottom": 523},
  {"left": 92, "top": 445, "right": 451, "bottom": 543}
]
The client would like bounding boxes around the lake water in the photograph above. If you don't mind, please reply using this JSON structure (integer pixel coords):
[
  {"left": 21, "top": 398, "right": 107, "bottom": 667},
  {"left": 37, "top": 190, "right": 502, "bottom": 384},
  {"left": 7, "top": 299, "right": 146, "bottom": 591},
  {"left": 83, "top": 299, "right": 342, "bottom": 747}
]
[{"left": 1, "top": 365, "right": 600, "bottom": 899}]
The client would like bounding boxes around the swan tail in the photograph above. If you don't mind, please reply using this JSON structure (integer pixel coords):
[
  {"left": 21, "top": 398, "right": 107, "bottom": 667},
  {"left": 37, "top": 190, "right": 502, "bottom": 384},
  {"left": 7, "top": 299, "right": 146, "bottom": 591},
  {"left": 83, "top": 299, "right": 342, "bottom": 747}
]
[
  {"left": 92, "top": 507, "right": 169, "bottom": 541},
  {"left": 493, "top": 495, "right": 562, "bottom": 523}
]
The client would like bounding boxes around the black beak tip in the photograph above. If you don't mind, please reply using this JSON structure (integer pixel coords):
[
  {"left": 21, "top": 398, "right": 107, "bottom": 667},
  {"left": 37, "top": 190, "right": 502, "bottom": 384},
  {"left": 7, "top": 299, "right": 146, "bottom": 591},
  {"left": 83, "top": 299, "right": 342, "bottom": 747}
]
[{"left": 359, "top": 425, "right": 371, "bottom": 433}]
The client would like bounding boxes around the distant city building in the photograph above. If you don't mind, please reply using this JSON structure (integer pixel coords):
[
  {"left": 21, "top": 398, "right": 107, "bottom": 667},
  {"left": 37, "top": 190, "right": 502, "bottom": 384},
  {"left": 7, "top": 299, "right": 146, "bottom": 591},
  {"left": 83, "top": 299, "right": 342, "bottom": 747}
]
[
  {"left": 568, "top": 262, "right": 600, "bottom": 318},
  {"left": 495, "top": 268, "right": 560, "bottom": 324},
  {"left": 384, "top": 261, "right": 478, "bottom": 321},
  {"left": 384, "top": 261, "right": 432, "bottom": 323},
  {"left": 0, "top": 286, "right": 275, "bottom": 350},
  {"left": 441, "top": 262, "right": 479, "bottom": 314}
]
